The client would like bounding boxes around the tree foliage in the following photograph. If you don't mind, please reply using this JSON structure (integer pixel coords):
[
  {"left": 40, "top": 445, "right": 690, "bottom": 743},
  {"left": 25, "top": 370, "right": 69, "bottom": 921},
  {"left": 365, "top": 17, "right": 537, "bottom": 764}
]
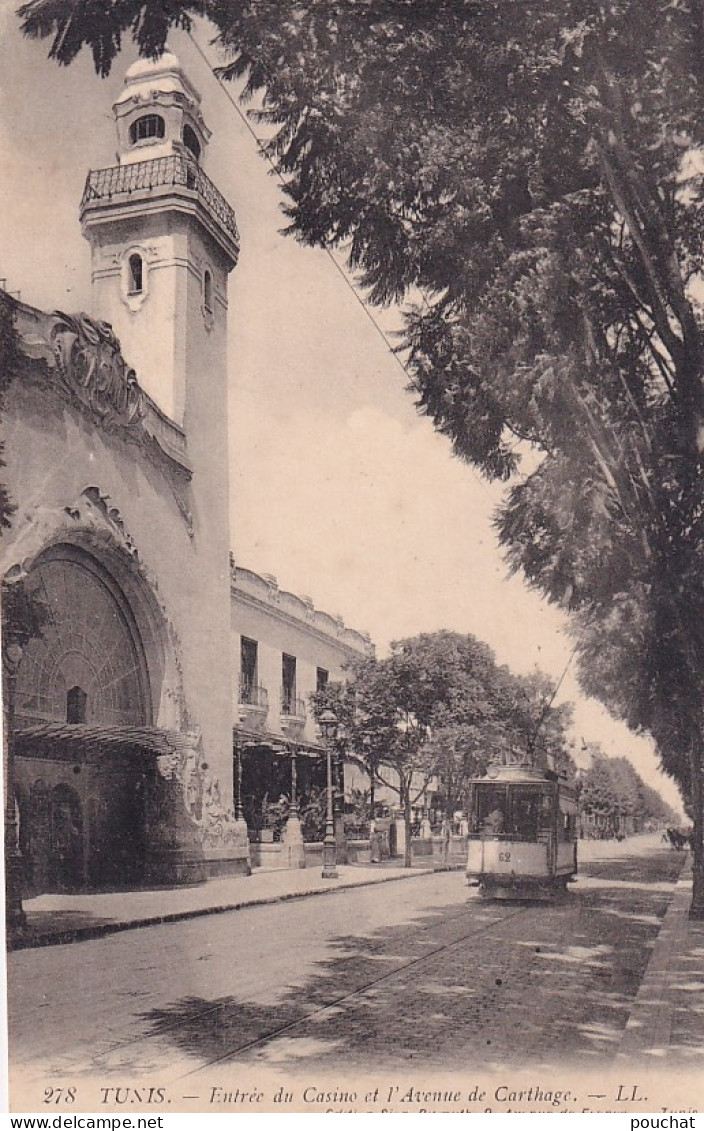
[
  {"left": 19, "top": 0, "right": 704, "bottom": 909},
  {"left": 580, "top": 748, "right": 680, "bottom": 833},
  {"left": 311, "top": 630, "right": 574, "bottom": 864}
]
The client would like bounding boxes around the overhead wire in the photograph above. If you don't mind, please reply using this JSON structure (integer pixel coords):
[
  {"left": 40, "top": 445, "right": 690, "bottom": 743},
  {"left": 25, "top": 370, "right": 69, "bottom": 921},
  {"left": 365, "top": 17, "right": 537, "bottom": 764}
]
[
  {"left": 526, "top": 643, "right": 579, "bottom": 759},
  {"left": 187, "top": 32, "right": 407, "bottom": 374}
]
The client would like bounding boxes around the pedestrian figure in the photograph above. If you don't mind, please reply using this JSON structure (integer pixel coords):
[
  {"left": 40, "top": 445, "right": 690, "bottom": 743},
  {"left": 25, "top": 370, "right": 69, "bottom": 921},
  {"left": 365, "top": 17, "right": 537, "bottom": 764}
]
[{"left": 482, "top": 807, "right": 505, "bottom": 836}]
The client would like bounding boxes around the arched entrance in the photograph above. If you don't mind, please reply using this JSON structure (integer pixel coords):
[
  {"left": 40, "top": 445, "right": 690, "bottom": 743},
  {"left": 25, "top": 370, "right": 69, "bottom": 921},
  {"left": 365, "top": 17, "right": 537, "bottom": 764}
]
[
  {"left": 13, "top": 544, "right": 153, "bottom": 893},
  {"left": 16, "top": 546, "right": 151, "bottom": 730}
]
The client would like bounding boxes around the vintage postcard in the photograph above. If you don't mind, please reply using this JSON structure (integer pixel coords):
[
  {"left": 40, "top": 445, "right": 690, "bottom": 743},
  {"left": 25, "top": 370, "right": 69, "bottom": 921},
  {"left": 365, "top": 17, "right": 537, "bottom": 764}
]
[{"left": 1, "top": 2, "right": 702, "bottom": 1117}]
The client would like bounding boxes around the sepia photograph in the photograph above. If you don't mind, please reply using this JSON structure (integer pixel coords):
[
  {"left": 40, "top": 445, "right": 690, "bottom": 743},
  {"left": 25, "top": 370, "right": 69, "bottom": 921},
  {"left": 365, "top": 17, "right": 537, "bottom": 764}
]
[{"left": 0, "top": 0, "right": 703, "bottom": 1116}]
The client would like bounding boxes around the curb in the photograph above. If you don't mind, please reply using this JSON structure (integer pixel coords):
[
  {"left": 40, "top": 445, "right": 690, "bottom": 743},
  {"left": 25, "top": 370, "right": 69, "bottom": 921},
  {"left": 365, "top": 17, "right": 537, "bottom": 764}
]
[
  {"left": 9, "top": 865, "right": 438, "bottom": 952},
  {"left": 617, "top": 852, "right": 693, "bottom": 1060}
]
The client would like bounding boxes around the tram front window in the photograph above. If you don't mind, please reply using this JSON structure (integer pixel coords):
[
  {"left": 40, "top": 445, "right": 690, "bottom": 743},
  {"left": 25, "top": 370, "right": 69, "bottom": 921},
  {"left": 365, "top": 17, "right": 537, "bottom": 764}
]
[
  {"left": 474, "top": 785, "right": 507, "bottom": 836},
  {"left": 509, "top": 788, "right": 541, "bottom": 841}
]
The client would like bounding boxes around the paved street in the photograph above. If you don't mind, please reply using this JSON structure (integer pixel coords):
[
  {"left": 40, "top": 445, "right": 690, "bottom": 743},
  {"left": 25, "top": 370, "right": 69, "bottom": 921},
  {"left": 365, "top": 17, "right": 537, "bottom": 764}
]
[{"left": 7, "top": 837, "right": 694, "bottom": 1110}]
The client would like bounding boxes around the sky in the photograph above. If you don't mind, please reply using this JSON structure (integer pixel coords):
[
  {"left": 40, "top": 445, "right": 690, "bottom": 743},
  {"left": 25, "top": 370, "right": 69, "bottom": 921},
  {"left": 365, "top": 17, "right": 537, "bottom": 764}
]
[{"left": 0, "top": 7, "right": 684, "bottom": 811}]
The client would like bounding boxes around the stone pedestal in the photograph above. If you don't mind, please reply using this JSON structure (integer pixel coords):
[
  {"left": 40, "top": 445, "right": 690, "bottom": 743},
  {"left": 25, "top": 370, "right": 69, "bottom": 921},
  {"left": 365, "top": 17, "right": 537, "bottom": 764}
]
[
  {"left": 394, "top": 817, "right": 406, "bottom": 859},
  {"left": 204, "top": 816, "right": 251, "bottom": 876},
  {"left": 370, "top": 823, "right": 381, "bottom": 863},
  {"left": 283, "top": 813, "right": 306, "bottom": 869},
  {"left": 334, "top": 815, "right": 348, "bottom": 865}
]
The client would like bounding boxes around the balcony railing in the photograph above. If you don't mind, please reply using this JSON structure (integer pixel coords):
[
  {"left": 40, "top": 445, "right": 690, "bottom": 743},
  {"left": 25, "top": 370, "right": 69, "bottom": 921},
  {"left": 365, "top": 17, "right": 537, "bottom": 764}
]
[
  {"left": 81, "top": 156, "right": 240, "bottom": 251},
  {"left": 280, "top": 691, "right": 307, "bottom": 721},
  {"left": 239, "top": 679, "right": 269, "bottom": 710}
]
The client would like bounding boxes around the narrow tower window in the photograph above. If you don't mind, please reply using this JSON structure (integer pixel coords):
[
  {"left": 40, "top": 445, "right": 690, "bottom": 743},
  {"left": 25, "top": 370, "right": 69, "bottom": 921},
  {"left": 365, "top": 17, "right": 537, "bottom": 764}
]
[
  {"left": 203, "top": 269, "right": 213, "bottom": 312},
  {"left": 182, "top": 124, "right": 201, "bottom": 161},
  {"left": 128, "top": 253, "right": 143, "bottom": 294},
  {"left": 129, "top": 114, "right": 165, "bottom": 145}
]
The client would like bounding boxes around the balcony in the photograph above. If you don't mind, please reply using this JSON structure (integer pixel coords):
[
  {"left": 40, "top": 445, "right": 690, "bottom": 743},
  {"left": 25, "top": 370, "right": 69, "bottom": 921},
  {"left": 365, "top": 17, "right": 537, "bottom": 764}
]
[
  {"left": 280, "top": 691, "right": 307, "bottom": 734},
  {"left": 81, "top": 155, "right": 240, "bottom": 259},
  {"left": 238, "top": 679, "right": 269, "bottom": 731}
]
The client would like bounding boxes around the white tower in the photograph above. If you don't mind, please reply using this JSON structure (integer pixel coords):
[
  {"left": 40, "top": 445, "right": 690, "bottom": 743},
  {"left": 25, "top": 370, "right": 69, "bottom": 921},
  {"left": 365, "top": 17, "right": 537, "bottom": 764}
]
[{"left": 79, "top": 54, "right": 239, "bottom": 819}]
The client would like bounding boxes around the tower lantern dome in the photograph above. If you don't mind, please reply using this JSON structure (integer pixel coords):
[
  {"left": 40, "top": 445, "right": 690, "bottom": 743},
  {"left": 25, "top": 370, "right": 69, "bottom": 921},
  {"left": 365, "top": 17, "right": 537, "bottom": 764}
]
[
  {"left": 113, "top": 51, "right": 210, "bottom": 167},
  {"left": 80, "top": 50, "right": 239, "bottom": 426}
]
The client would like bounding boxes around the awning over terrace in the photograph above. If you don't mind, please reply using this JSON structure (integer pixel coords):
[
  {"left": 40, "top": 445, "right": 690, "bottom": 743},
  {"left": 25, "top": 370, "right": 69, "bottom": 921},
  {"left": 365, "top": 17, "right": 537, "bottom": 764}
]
[{"left": 15, "top": 722, "right": 197, "bottom": 762}]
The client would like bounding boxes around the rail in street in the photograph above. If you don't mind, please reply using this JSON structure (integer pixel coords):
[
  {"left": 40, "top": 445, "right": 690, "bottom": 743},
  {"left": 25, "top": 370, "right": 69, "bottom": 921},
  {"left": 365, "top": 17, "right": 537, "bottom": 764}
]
[{"left": 8, "top": 832, "right": 697, "bottom": 1114}]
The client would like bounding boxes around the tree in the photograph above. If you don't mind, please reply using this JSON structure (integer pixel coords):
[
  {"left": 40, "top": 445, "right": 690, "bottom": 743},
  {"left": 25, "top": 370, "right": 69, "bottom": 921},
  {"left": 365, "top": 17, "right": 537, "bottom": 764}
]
[
  {"left": 311, "top": 649, "right": 441, "bottom": 868},
  {"left": 580, "top": 749, "right": 620, "bottom": 836},
  {"left": 19, "top": 0, "right": 704, "bottom": 914},
  {"left": 580, "top": 748, "right": 680, "bottom": 836},
  {"left": 312, "top": 630, "right": 574, "bottom": 865}
]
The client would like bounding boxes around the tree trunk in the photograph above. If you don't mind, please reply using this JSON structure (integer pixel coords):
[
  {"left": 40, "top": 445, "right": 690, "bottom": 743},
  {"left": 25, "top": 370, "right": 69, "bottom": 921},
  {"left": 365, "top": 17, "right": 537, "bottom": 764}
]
[
  {"left": 403, "top": 784, "right": 413, "bottom": 869},
  {"left": 444, "top": 795, "right": 454, "bottom": 864},
  {"left": 689, "top": 740, "right": 704, "bottom": 919}
]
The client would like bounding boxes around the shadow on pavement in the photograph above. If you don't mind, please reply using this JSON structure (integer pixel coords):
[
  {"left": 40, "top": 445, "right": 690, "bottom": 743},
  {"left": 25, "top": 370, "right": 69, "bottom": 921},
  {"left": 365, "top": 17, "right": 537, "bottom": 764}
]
[
  {"left": 131, "top": 847, "right": 687, "bottom": 1075},
  {"left": 666, "top": 919, "right": 704, "bottom": 1061}
]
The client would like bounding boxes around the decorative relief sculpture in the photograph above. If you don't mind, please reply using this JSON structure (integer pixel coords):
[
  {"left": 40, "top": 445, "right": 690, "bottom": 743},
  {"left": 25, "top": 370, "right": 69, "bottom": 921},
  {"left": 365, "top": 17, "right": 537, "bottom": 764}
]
[
  {"left": 79, "top": 486, "right": 140, "bottom": 561},
  {"left": 21, "top": 310, "right": 146, "bottom": 431},
  {"left": 51, "top": 312, "right": 146, "bottom": 429},
  {"left": 157, "top": 731, "right": 246, "bottom": 849},
  {"left": 0, "top": 487, "right": 139, "bottom": 583},
  {"left": 18, "top": 307, "right": 193, "bottom": 496}
]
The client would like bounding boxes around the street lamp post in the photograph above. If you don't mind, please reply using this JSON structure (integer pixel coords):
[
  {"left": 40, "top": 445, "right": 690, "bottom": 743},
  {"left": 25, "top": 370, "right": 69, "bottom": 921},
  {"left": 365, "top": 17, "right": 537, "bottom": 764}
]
[
  {"left": 319, "top": 708, "right": 338, "bottom": 879},
  {"left": 234, "top": 739, "right": 245, "bottom": 823},
  {"left": 3, "top": 637, "right": 26, "bottom": 933}
]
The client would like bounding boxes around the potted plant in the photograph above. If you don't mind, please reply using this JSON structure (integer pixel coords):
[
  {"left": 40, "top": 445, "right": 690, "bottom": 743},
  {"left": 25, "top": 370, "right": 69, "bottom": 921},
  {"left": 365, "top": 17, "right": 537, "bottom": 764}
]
[{"left": 259, "top": 794, "right": 289, "bottom": 842}]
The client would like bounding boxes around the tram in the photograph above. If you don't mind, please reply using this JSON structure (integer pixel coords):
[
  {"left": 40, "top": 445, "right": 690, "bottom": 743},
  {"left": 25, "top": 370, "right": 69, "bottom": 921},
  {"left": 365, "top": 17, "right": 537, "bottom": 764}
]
[{"left": 466, "top": 758, "right": 579, "bottom": 900}]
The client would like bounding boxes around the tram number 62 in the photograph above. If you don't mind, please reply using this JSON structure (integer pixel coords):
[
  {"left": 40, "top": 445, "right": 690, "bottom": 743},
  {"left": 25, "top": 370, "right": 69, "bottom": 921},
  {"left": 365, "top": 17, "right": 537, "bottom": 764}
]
[{"left": 498, "top": 851, "right": 511, "bottom": 862}]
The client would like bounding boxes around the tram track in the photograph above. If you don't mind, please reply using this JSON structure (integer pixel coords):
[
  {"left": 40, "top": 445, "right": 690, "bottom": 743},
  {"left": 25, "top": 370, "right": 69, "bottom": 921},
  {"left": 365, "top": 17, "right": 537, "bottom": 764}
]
[
  {"left": 16, "top": 849, "right": 681, "bottom": 1080},
  {"left": 176, "top": 854, "right": 682, "bottom": 1075},
  {"left": 180, "top": 897, "right": 539, "bottom": 1076},
  {"left": 84, "top": 887, "right": 531, "bottom": 1071}
]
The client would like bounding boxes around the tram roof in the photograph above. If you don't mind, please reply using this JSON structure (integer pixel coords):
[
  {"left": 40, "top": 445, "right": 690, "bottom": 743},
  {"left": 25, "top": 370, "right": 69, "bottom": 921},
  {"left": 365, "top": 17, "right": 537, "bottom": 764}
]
[{"left": 471, "top": 762, "right": 573, "bottom": 785}]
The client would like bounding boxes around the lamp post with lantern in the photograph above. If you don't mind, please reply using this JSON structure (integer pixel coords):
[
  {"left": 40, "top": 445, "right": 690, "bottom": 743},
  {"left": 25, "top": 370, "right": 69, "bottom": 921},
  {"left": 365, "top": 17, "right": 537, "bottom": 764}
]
[{"left": 318, "top": 708, "right": 338, "bottom": 879}]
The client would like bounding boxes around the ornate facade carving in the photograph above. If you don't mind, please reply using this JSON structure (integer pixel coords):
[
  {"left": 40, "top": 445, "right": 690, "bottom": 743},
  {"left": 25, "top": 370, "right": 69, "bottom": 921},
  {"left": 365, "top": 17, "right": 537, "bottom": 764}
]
[
  {"left": 17, "top": 305, "right": 194, "bottom": 491},
  {"left": 157, "top": 731, "right": 246, "bottom": 849},
  {"left": 21, "top": 310, "right": 146, "bottom": 431},
  {"left": 0, "top": 487, "right": 139, "bottom": 583}
]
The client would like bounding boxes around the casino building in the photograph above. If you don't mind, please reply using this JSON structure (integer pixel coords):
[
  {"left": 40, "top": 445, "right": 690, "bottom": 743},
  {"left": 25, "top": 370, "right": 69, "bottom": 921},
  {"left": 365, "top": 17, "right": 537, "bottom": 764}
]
[{"left": 1, "top": 53, "right": 371, "bottom": 901}]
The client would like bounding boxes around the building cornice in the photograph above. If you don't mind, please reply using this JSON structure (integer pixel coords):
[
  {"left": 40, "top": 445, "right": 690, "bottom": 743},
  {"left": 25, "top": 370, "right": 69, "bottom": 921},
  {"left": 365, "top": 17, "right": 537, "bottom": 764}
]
[{"left": 231, "top": 564, "right": 374, "bottom": 658}]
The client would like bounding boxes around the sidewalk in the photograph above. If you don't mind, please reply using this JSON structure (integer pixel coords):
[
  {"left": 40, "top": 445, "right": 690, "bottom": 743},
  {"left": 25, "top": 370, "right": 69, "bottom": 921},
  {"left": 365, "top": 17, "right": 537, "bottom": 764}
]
[
  {"left": 617, "top": 852, "right": 704, "bottom": 1063},
  {"left": 11, "top": 859, "right": 437, "bottom": 950}
]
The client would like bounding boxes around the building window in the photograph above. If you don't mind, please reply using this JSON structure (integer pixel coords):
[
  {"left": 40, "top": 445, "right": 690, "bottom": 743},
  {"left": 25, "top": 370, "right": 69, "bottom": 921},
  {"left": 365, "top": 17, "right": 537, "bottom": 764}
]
[
  {"left": 282, "top": 654, "right": 296, "bottom": 714},
  {"left": 67, "top": 686, "right": 87, "bottom": 724},
  {"left": 129, "top": 114, "right": 165, "bottom": 145},
  {"left": 203, "top": 269, "right": 213, "bottom": 312},
  {"left": 316, "top": 667, "right": 329, "bottom": 692},
  {"left": 128, "top": 253, "right": 143, "bottom": 295},
  {"left": 240, "top": 637, "right": 258, "bottom": 703},
  {"left": 182, "top": 124, "right": 201, "bottom": 161}
]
